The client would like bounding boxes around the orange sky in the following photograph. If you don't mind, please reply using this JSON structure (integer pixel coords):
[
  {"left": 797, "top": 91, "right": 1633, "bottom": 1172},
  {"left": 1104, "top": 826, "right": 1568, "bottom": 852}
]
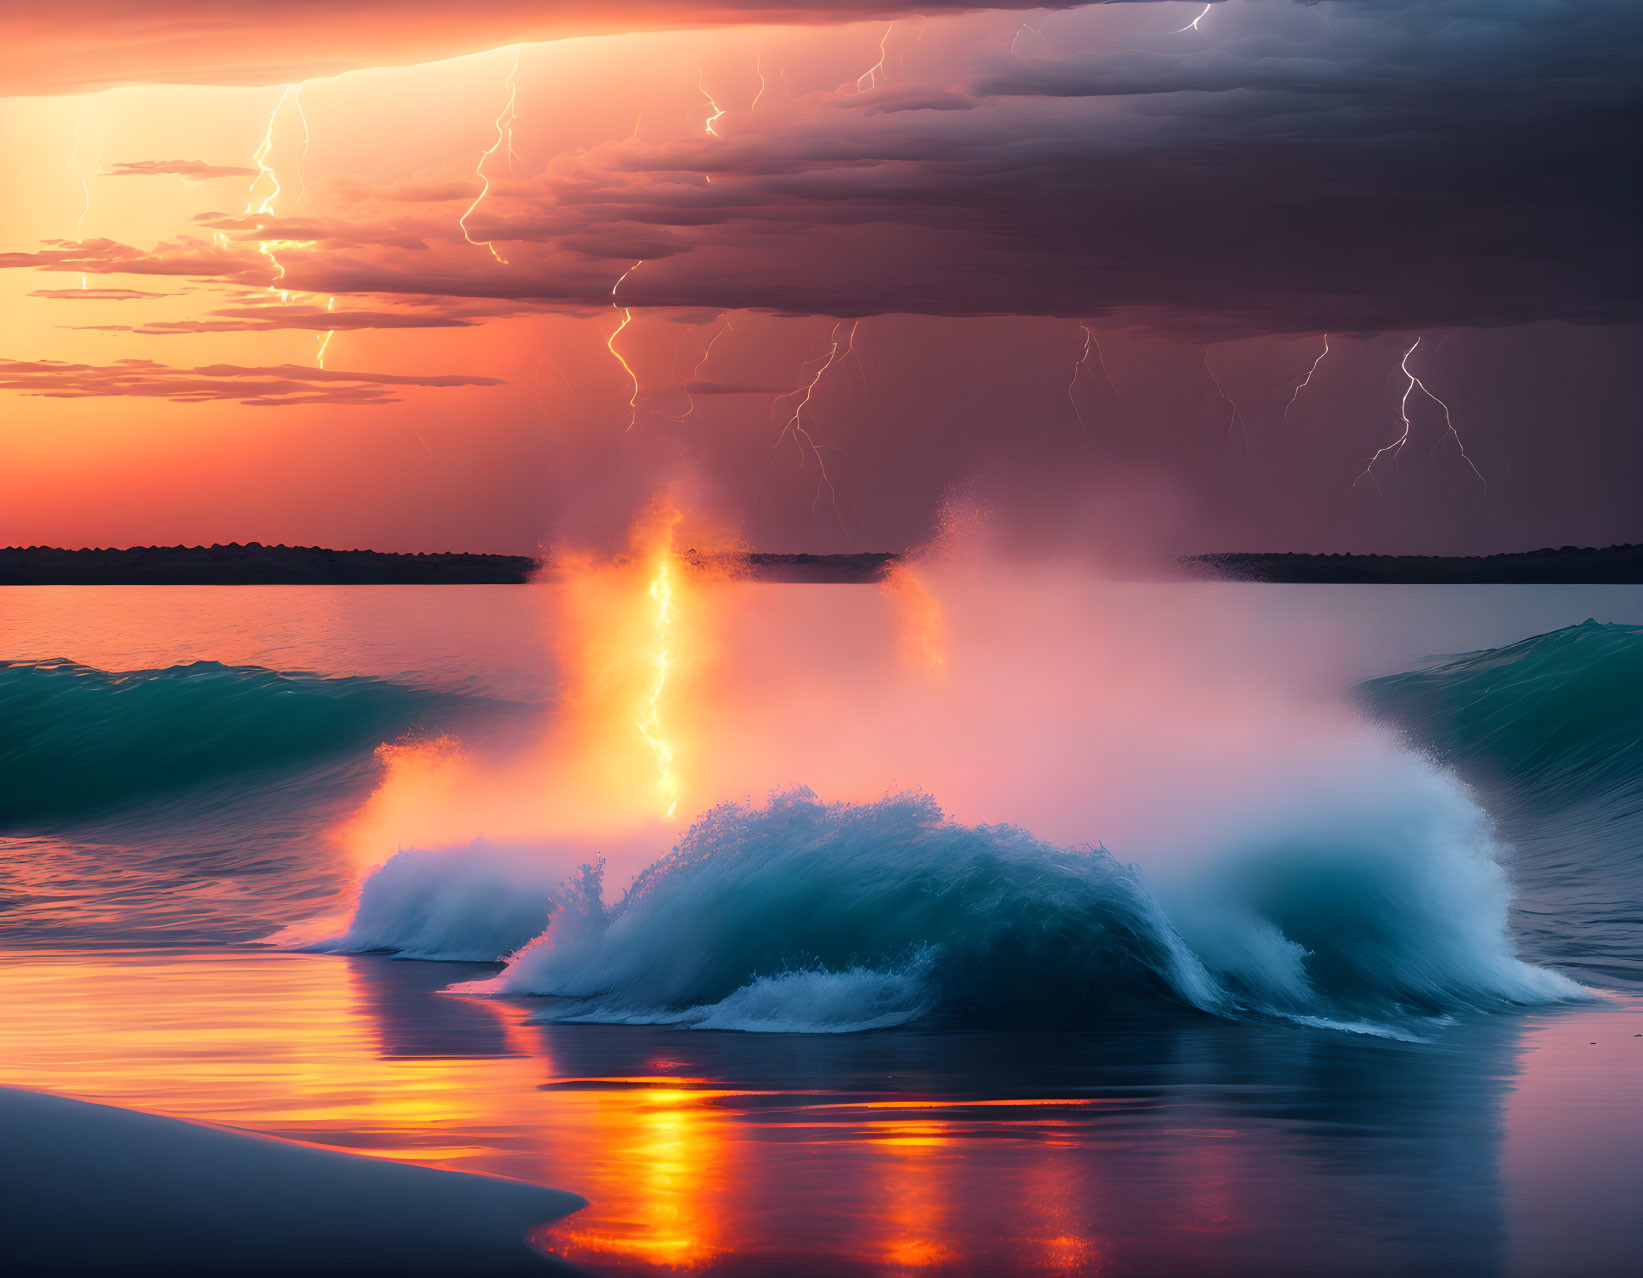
[{"left": 3, "top": 3, "right": 1638, "bottom": 557}]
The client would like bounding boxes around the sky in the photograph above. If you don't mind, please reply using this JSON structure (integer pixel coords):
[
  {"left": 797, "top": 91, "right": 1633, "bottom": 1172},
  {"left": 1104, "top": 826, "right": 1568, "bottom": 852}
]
[{"left": 1, "top": 0, "right": 1638, "bottom": 558}]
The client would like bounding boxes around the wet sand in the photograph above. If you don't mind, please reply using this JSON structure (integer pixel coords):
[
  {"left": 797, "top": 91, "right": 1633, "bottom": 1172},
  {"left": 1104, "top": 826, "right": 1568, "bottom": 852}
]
[{"left": 0, "top": 1085, "right": 584, "bottom": 1274}]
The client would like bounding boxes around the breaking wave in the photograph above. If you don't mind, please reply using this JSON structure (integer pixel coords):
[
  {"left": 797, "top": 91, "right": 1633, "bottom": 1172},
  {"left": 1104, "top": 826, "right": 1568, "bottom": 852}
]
[
  {"left": 1361, "top": 620, "right": 1643, "bottom": 989},
  {"left": 305, "top": 843, "right": 571, "bottom": 963},
  {"left": 340, "top": 773, "right": 1584, "bottom": 1036},
  {"left": 1359, "top": 619, "right": 1643, "bottom": 810},
  {"left": 0, "top": 659, "right": 477, "bottom": 826}
]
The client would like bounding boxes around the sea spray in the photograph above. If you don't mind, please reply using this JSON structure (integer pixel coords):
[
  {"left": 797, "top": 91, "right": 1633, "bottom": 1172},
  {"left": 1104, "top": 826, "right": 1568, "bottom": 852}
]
[
  {"left": 1153, "top": 756, "right": 1586, "bottom": 1017},
  {"left": 308, "top": 842, "right": 564, "bottom": 962},
  {"left": 323, "top": 777, "right": 1586, "bottom": 1034},
  {"left": 453, "top": 789, "right": 1227, "bottom": 1024}
]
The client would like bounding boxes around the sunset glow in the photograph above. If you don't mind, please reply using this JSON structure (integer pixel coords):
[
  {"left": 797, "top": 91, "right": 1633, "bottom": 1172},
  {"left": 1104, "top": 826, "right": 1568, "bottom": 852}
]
[{"left": 2, "top": 6, "right": 1639, "bottom": 1277}]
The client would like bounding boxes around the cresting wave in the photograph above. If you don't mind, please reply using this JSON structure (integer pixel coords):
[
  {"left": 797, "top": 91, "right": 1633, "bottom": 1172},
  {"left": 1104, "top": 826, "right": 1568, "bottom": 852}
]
[
  {"left": 0, "top": 659, "right": 476, "bottom": 826},
  {"left": 1361, "top": 620, "right": 1643, "bottom": 989},
  {"left": 339, "top": 775, "right": 1584, "bottom": 1037},
  {"left": 1360, "top": 619, "right": 1643, "bottom": 809},
  {"left": 325, "top": 622, "right": 1643, "bottom": 1034}
]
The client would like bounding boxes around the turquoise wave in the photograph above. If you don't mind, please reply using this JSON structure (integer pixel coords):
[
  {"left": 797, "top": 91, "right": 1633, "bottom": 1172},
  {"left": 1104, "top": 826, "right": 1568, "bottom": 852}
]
[
  {"left": 1359, "top": 619, "right": 1643, "bottom": 809},
  {"left": 0, "top": 659, "right": 470, "bottom": 827}
]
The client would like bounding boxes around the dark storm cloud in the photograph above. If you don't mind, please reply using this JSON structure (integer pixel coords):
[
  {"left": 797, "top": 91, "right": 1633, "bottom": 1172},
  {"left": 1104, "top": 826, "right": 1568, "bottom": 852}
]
[
  {"left": 177, "top": 0, "right": 1635, "bottom": 337},
  {"left": 8, "top": 2, "right": 1635, "bottom": 338},
  {"left": 0, "top": 358, "right": 502, "bottom": 406},
  {"left": 3, "top": 2, "right": 1198, "bottom": 95}
]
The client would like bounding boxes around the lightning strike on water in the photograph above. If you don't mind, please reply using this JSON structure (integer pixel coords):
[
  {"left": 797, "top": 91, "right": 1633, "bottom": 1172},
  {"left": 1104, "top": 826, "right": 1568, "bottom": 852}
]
[
  {"left": 459, "top": 46, "right": 520, "bottom": 264},
  {"left": 635, "top": 506, "right": 683, "bottom": 819}
]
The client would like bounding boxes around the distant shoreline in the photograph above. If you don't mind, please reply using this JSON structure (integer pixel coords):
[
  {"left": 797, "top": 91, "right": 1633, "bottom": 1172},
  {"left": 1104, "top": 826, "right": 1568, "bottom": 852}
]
[
  {"left": 1184, "top": 544, "right": 1643, "bottom": 584},
  {"left": 0, "top": 544, "right": 901, "bottom": 585},
  {"left": 11, "top": 542, "right": 1637, "bottom": 586}
]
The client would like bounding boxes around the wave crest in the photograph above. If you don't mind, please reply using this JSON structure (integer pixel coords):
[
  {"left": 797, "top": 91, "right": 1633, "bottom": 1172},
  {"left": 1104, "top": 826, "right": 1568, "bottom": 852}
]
[
  {"left": 0, "top": 659, "right": 464, "bottom": 826},
  {"left": 353, "top": 777, "right": 1588, "bottom": 1035},
  {"left": 1360, "top": 619, "right": 1643, "bottom": 808}
]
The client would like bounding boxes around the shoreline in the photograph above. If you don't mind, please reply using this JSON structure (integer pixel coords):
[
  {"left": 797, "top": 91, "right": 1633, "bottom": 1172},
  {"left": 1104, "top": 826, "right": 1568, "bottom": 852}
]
[
  {"left": 1184, "top": 544, "right": 1643, "bottom": 584},
  {"left": 0, "top": 545, "right": 902, "bottom": 586},
  {"left": 0, "top": 1085, "right": 584, "bottom": 1274}
]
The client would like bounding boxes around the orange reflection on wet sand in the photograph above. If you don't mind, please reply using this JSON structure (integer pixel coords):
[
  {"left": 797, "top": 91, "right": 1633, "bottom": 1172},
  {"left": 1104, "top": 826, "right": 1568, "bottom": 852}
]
[{"left": 0, "top": 948, "right": 735, "bottom": 1270}]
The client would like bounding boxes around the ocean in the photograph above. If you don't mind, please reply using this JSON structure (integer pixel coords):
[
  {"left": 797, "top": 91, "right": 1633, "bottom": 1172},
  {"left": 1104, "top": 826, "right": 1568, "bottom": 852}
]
[{"left": 1, "top": 579, "right": 1640, "bottom": 1275}]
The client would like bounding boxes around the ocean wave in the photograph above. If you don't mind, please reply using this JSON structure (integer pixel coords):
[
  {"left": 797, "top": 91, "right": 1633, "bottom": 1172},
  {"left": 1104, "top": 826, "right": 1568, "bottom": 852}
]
[
  {"left": 331, "top": 781, "right": 1582, "bottom": 1035},
  {"left": 0, "top": 659, "right": 470, "bottom": 826},
  {"left": 1359, "top": 619, "right": 1643, "bottom": 808},
  {"left": 1361, "top": 620, "right": 1643, "bottom": 989},
  {"left": 304, "top": 843, "right": 573, "bottom": 963}
]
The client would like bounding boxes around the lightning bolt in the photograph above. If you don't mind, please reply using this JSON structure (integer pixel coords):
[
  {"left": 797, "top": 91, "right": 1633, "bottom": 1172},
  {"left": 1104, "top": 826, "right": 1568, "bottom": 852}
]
[
  {"left": 698, "top": 70, "right": 726, "bottom": 138},
  {"left": 857, "top": 23, "right": 894, "bottom": 92},
  {"left": 674, "top": 313, "right": 733, "bottom": 421},
  {"left": 69, "top": 118, "right": 101, "bottom": 288},
  {"left": 292, "top": 83, "right": 311, "bottom": 207},
  {"left": 1347, "top": 336, "right": 1487, "bottom": 497},
  {"left": 1175, "top": 4, "right": 1213, "bottom": 33},
  {"left": 1011, "top": 14, "right": 1050, "bottom": 58},
  {"left": 243, "top": 84, "right": 302, "bottom": 300},
  {"left": 751, "top": 54, "right": 768, "bottom": 111},
  {"left": 1066, "top": 325, "right": 1126, "bottom": 439},
  {"left": 1282, "top": 333, "right": 1330, "bottom": 432},
  {"left": 635, "top": 505, "right": 683, "bottom": 819},
  {"left": 288, "top": 83, "right": 337, "bottom": 367},
  {"left": 315, "top": 297, "right": 337, "bottom": 368},
  {"left": 1202, "top": 348, "right": 1247, "bottom": 446},
  {"left": 1067, "top": 325, "right": 1096, "bottom": 439},
  {"left": 459, "top": 46, "right": 520, "bottom": 264},
  {"left": 774, "top": 320, "right": 863, "bottom": 543},
  {"left": 608, "top": 260, "right": 644, "bottom": 429}
]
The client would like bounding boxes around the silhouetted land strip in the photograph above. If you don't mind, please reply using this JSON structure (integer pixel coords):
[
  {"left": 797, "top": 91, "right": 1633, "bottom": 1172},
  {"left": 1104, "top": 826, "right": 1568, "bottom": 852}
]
[
  {"left": 1184, "top": 545, "right": 1643, "bottom": 584},
  {"left": 0, "top": 544, "right": 902, "bottom": 585},
  {"left": 687, "top": 551, "right": 899, "bottom": 583}
]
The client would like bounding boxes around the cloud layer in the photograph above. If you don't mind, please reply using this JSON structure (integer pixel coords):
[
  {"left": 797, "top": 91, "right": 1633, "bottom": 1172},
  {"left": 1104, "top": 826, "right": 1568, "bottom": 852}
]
[
  {"left": 16, "top": 0, "right": 1619, "bottom": 338},
  {"left": 6, "top": 1, "right": 1140, "bottom": 94},
  {"left": 0, "top": 358, "right": 502, "bottom": 406}
]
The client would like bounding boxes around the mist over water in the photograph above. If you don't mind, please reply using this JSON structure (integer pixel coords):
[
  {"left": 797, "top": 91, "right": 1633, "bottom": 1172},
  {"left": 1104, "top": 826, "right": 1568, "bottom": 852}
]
[
  {"left": 2, "top": 558, "right": 1638, "bottom": 1010},
  {"left": 258, "top": 542, "right": 1631, "bottom": 1038}
]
